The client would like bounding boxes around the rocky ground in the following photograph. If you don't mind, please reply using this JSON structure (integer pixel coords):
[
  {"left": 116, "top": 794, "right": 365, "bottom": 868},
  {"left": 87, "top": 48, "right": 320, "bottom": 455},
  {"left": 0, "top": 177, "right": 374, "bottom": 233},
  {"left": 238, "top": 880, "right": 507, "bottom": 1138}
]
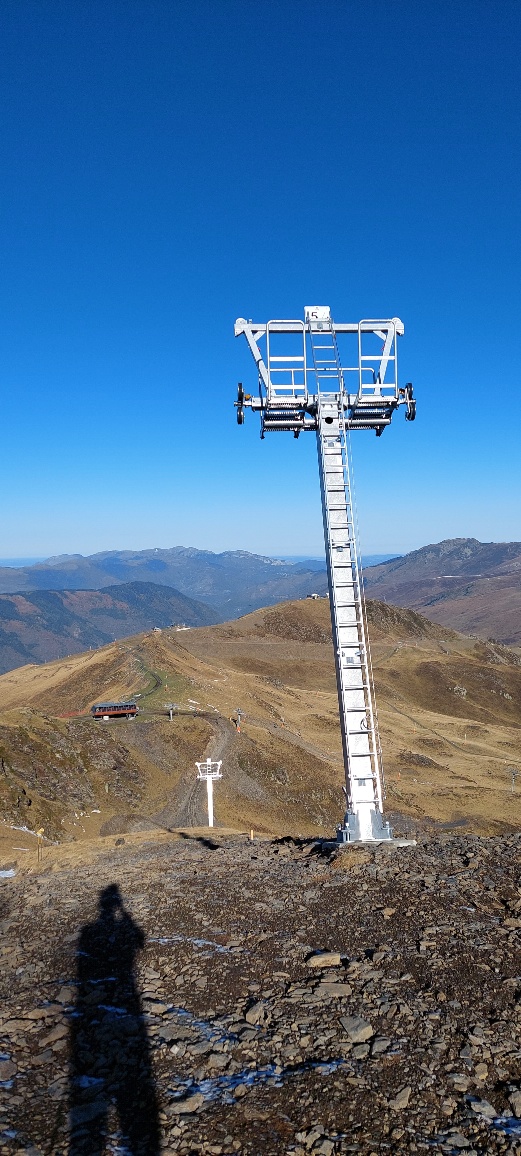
[{"left": 2, "top": 832, "right": 521, "bottom": 1154}]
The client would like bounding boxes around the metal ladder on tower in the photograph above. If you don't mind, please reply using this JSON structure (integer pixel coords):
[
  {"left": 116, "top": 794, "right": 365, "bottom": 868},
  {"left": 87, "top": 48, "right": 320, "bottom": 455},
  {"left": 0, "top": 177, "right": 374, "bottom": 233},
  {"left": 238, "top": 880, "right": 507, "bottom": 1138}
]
[
  {"left": 308, "top": 313, "right": 392, "bottom": 842},
  {"left": 234, "top": 306, "right": 415, "bottom": 841}
]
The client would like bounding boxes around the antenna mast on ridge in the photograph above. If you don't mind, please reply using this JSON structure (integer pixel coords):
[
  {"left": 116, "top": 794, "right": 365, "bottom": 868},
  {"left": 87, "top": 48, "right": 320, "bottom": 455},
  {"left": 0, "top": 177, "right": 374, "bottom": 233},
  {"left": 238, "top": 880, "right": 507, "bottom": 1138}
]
[{"left": 234, "top": 306, "right": 415, "bottom": 843}]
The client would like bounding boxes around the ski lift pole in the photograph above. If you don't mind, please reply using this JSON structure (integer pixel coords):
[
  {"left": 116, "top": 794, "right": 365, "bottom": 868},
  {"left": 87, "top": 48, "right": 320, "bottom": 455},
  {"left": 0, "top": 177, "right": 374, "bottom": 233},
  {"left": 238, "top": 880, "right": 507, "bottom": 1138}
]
[
  {"left": 234, "top": 306, "right": 416, "bottom": 843},
  {"left": 196, "top": 758, "right": 223, "bottom": 827}
]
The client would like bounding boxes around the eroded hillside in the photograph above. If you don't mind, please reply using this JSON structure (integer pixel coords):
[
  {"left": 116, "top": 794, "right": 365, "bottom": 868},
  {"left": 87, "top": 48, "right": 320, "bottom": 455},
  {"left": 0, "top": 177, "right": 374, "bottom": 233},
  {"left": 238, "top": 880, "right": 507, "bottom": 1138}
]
[{"left": 0, "top": 598, "right": 520, "bottom": 858}]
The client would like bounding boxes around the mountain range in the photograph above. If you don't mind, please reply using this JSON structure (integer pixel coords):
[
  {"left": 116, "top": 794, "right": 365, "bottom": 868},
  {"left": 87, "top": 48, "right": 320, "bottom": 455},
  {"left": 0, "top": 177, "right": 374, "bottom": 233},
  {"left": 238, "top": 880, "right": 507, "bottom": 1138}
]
[
  {"left": 0, "top": 539, "right": 518, "bottom": 675},
  {"left": 0, "top": 546, "right": 328, "bottom": 618},
  {"left": 364, "top": 537, "right": 521, "bottom": 645}
]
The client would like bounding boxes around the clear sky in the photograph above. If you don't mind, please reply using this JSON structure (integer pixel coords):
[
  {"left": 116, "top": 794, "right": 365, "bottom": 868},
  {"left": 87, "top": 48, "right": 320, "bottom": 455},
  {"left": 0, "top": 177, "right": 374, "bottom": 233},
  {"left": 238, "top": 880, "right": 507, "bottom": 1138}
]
[{"left": 0, "top": 0, "right": 519, "bottom": 559}]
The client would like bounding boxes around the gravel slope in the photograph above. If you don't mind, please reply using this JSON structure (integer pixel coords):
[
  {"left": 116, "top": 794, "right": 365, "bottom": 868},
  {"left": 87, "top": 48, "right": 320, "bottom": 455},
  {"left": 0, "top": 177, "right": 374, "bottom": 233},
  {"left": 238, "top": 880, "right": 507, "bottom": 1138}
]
[{"left": 2, "top": 831, "right": 521, "bottom": 1154}]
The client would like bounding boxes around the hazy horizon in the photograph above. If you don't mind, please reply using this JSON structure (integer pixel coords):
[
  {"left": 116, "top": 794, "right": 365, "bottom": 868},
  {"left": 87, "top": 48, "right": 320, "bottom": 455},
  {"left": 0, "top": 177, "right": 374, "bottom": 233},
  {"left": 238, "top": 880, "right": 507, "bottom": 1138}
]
[
  {"left": 0, "top": 536, "right": 517, "bottom": 572},
  {"left": 0, "top": 546, "right": 397, "bottom": 568}
]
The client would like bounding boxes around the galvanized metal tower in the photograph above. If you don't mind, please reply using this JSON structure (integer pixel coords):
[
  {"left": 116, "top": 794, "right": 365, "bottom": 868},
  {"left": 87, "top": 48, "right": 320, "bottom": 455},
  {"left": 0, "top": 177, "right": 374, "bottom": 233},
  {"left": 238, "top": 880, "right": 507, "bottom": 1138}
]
[
  {"left": 234, "top": 307, "right": 415, "bottom": 843},
  {"left": 196, "top": 758, "right": 223, "bottom": 828}
]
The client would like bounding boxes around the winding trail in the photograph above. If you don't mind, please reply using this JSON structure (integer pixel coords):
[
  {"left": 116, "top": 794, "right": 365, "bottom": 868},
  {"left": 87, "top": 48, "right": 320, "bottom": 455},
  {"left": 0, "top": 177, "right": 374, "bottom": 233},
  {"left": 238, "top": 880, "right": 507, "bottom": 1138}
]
[{"left": 151, "top": 715, "right": 237, "bottom": 830}]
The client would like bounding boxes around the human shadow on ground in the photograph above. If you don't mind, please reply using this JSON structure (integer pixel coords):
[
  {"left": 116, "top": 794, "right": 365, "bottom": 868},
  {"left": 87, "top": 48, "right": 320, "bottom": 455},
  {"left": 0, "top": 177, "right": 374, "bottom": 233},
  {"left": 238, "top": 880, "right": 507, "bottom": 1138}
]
[{"left": 69, "top": 883, "right": 160, "bottom": 1155}]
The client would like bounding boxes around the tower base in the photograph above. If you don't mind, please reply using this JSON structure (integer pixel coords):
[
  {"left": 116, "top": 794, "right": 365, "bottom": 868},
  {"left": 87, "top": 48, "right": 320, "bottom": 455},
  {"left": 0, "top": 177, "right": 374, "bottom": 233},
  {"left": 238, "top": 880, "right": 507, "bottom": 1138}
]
[{"left": 336, "top": 809, "right": 393, "bottom": 844}]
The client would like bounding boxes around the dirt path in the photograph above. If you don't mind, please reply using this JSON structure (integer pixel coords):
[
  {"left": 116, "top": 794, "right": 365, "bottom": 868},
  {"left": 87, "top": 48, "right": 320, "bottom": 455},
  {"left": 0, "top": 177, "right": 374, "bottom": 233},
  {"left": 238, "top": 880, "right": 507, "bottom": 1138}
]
[
  {"left": 385, "top": 698, "right": 515, "bottom": 765},
  {"left": 152, "top": 715, "right": 237, "bottom": 829}
]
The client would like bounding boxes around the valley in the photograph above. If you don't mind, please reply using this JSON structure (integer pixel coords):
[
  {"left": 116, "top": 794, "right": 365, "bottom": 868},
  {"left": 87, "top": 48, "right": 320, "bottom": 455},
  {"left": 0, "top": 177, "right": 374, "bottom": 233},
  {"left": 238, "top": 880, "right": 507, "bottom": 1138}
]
[
  {"left": 0, "top": 547, "right": 328, "bottom": 619},
  {"left": 0, "top": 538, "right": 519, "bottom": 679}
]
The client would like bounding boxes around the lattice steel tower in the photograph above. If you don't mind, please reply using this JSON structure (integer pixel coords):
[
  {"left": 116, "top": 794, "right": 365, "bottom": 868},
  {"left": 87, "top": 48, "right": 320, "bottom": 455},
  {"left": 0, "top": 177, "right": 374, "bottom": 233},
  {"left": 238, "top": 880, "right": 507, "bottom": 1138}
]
[{"left": 234, "top": 307, "right": 415, "bottom": 843}]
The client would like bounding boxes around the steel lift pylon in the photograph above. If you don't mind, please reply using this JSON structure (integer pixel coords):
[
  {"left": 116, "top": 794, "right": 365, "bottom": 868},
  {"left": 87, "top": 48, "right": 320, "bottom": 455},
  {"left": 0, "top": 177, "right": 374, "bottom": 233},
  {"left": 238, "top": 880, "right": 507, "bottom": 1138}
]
[{"left": 234, "top": 307, "right": 416, "bottom": 843}]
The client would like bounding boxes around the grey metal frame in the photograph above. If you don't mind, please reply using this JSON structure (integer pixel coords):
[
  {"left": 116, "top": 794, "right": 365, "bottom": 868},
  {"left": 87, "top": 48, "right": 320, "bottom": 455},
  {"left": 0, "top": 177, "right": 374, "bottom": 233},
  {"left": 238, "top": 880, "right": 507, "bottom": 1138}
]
[{"left": 234, "top": 307, "right": 415, "bottom": 842}]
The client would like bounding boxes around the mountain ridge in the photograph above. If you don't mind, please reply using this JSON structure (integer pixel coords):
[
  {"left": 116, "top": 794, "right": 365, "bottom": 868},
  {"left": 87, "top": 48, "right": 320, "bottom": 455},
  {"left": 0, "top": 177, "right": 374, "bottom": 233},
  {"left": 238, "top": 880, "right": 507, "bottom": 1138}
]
[
  {"left": 365, "top": 536, "right": 521, "bottom": 578},
  {"left": 364, "top": 537, "right": 521, "bottom": 644},
  {"left": 0, "top": 581, "right": 220, "bottom": 673},
  {"left": 0, "top": 537, "right": 520, "bottom": 649},
  {"left": 0, "top": 546, "right": 328, "bottom": 617}
]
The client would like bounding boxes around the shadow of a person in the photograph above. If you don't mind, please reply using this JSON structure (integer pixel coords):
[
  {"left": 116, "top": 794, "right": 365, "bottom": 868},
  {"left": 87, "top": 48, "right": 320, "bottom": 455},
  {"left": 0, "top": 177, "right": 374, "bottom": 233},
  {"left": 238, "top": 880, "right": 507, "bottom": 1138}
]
[{"left": 69, "top": 884, "right": 160, "bottom": 1155}]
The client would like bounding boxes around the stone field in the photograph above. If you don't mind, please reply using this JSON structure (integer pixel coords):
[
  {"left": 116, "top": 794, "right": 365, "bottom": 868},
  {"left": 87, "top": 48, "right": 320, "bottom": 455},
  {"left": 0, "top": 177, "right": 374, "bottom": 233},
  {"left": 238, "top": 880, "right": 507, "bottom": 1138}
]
[{"left": 2, "top": 831, "right": 521, "bottom": 1154}]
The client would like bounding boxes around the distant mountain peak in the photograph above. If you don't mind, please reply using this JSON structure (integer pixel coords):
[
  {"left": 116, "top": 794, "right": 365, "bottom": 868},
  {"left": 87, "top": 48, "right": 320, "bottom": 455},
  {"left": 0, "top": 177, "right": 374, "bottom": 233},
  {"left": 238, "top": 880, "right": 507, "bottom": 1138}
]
[
  {"left": 41, "top": 553, "right": 85, "bottom": 565},
  {"left": 364, "top": 537, "right": 521, "bottom": 645}
]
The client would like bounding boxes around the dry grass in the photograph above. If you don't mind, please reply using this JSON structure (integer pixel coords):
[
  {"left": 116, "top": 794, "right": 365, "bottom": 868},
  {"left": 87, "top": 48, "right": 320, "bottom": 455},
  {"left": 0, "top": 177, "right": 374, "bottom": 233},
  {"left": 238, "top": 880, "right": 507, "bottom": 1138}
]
[{"left": 0, "top": 598, "right": 519, "bottom": 862}]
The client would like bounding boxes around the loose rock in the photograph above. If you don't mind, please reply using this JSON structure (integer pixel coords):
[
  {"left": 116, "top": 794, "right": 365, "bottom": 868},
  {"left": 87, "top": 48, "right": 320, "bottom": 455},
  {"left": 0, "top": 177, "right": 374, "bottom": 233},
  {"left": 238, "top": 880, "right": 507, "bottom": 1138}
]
[
  {"left": 388, "top": 1085, "right": 412, "bottom": 1110},
  {"left": 307, "top": 952, "right": 342, "bottom": 968},
  {"left": 339, "top": 1015, "right": 374, "bottom": 1043},
  {"left": 169, "top": 1093, "right": 205, "bottom": 1115}
]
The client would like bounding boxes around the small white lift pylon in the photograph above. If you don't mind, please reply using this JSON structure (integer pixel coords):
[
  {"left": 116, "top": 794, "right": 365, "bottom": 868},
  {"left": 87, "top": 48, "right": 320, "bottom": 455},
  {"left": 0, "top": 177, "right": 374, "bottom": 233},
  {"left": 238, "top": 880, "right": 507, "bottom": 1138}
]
[
  {"left": 234, "top": 307, "right": 416, "bottom": 843},
  {"left": 196, "top": 758, "right": 222, "bottom": 827}
]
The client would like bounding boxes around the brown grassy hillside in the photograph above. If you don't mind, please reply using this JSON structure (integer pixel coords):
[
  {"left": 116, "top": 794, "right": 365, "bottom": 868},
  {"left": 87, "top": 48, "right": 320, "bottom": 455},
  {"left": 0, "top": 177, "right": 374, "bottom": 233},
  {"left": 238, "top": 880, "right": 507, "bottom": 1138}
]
[{"left": 0, "top": 598, "right": 520, "bottom": 859}]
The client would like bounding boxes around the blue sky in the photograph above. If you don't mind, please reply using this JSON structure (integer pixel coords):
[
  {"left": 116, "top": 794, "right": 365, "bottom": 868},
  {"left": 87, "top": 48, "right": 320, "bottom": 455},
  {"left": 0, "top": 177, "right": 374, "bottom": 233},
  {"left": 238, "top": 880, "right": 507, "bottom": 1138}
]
[{"left": 0, "top": 0, "right": 519, "bottom": 559}]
